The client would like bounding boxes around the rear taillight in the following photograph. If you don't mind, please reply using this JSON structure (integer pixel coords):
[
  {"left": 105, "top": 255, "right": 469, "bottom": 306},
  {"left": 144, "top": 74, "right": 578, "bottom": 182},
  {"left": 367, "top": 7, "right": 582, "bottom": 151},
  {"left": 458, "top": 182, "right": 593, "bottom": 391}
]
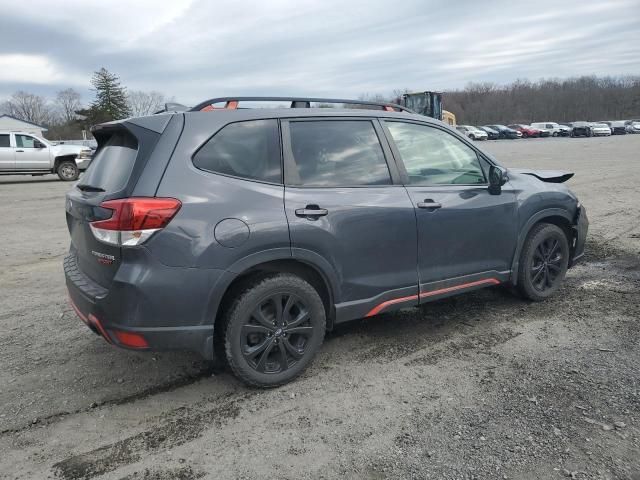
[{"left": 90, "top": 197, "right": 181, "bottom": 246}]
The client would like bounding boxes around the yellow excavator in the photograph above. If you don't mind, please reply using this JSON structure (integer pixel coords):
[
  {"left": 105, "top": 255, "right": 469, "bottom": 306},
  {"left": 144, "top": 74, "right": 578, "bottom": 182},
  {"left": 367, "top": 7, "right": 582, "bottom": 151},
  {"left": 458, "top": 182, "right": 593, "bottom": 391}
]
[{"left": 398, "top": 91, "right": 456, "bottom": 126}]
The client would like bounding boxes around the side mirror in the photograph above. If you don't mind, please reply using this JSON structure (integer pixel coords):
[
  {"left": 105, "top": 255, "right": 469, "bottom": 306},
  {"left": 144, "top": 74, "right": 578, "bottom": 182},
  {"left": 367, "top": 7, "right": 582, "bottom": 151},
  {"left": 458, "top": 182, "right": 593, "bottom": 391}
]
[
  {"left": 34, "top": 141, "right": 45, "bottom": 149},
  {"left": 489, "top": 165, "right": 508, "bottom": 195}
]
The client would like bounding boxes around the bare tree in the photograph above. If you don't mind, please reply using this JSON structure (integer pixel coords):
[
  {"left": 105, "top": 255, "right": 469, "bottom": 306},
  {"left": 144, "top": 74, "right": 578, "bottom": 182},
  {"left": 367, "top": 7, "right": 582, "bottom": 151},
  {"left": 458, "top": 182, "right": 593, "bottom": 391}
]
[
  {"left": 127, "top": 90, "right": 166, "bottom": 117},
  {"left": 2, "top": 91, "right": 54, "bottom": 125},
  {"left": 55, "top": 88, "right": 82, "bottom": 124}
]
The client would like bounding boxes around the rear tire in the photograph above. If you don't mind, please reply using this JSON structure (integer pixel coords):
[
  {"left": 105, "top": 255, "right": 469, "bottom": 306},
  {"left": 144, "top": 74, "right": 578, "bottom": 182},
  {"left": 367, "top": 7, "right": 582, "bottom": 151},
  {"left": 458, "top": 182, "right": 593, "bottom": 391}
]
[
  {"left": 517, "top": 223, "right": 569, "bottom": 301},
  {"left": 57, "top": 161, "right": 79, "bottom": 181},
  {"left": 223, "top": 274, "right": 326, "bottom": 387}
]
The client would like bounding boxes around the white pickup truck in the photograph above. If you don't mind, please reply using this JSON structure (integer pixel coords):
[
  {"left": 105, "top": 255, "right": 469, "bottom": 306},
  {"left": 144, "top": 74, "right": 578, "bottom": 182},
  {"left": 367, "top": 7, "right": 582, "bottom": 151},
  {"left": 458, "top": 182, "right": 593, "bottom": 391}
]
[{"left": 0, "top": 131, "right": 93, "bottom": 181}]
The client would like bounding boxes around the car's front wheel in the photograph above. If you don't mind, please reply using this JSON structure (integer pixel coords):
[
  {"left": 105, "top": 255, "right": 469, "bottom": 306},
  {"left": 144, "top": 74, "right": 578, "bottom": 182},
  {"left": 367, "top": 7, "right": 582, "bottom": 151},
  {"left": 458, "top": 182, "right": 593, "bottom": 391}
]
[
  {"left": 223, "top": 274, "right": 326, "bottom": 387},
  {"left": 517, "top": 223, "right": 569, "bottom": 301},
  {"left": 57, "top": 161, "right": 79, "bottom": 181}
]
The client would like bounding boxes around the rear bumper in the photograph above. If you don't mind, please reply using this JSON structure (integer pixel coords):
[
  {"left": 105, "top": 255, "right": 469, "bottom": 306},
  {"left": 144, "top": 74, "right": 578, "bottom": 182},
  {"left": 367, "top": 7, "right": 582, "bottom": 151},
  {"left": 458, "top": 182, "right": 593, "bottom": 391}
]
[
  {"left": 64, "top": 248, "right": 224, "bottom": 360},
  {"left": 570, "top": 205, "right": 588, "bottom": 266}
]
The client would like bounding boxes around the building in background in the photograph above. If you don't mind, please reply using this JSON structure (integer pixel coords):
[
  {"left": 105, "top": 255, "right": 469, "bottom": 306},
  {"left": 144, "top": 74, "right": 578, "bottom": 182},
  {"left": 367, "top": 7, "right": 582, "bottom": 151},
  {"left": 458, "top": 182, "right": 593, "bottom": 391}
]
[{"left": 0, "top": 114, "right": 48, "bottom": 137}]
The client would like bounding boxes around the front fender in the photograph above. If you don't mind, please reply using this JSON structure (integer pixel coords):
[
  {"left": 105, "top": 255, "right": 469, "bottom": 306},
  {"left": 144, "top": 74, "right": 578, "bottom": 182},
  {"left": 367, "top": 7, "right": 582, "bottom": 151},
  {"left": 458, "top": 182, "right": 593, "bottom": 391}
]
[{"left": 510, "top": 208, "right": 574, "bottom": 285}]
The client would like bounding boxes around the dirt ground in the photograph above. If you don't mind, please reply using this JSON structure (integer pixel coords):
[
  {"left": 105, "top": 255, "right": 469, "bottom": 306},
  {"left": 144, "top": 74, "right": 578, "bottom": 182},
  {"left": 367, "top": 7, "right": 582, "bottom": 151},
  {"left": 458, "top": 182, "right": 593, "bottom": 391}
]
[{"left": 1, "top": 135, "right": 639, "bottom": 480}]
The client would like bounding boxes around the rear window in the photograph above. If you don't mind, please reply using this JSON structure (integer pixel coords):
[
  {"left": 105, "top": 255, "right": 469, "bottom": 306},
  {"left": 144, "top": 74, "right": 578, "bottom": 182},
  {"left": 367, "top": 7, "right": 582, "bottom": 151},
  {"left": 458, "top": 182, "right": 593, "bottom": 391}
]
[
  {"left": 80, "top": 131, "right": 138, "bottom": 192},
  {"left": 193, "top": 119, "right": 281, "bottom": 183},
  {"left": 288, "top": 120, "right": 391, "bottom": 187},
  {"left": 0, "top": 134, "right": 9, "bottom": 147}
]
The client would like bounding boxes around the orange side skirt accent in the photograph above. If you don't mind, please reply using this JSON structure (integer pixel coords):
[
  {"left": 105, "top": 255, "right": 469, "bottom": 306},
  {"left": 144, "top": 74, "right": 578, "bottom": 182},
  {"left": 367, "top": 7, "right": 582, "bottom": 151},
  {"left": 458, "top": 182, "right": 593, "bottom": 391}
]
[{"left": 365, "top": 278, "right": 500, "bottom": 317}]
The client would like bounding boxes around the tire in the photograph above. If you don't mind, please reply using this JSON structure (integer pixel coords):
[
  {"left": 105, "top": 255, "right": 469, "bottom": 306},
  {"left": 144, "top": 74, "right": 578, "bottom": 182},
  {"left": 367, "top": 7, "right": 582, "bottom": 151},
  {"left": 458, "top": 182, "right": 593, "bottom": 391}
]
[
  {"left": 57, "top": 161, "right": 79, "bottom": 181},
  {"left": 553, "top": 132, "right": 558, "bottom": 137},
  {"left": 222, "top": 274, "right": 326, "bottom": 387},
  {"left": 517, "top": 223, "right": 570, "bottom": 301}
]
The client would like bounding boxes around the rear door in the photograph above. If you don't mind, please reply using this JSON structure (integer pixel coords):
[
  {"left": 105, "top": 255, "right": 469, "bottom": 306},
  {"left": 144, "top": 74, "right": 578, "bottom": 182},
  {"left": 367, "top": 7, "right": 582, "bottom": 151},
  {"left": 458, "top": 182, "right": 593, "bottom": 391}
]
[
  {"left": 0, "top": 134, "right": 14, "bottom": 171},
  {"left": 282, "top": 118, "right": 419, "bottom": 320},
  {"left": 382, "top": 120, "right": 518, "bottom": 296},
  {"left": 14, "top": 134, "right": 50, "bottom": 170}
]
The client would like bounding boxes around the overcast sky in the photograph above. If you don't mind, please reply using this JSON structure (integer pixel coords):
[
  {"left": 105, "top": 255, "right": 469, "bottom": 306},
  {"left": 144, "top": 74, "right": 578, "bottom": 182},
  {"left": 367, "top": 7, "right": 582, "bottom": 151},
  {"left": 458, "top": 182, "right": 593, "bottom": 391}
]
[{"left": 1, "top": 0, "right": 639, "bottom": 105}]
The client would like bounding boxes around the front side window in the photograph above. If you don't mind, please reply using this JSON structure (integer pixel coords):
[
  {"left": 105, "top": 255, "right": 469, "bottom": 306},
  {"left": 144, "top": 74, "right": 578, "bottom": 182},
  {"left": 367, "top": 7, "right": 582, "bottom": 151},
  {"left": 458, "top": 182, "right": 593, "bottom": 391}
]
[
  {"left": 193, "top": 119, "right": 281, "bottom": 183},
  {"left": 15, "top": 135, "right": 36, "bottom": 148},
  {"left": 0, "top": 134, "right": 10, "bottom": 148},
  {"left": 288, "top": 120, "right": 390, "bottom": 186},
  {"left": 385, "top": 121, "right": 486, "bottom": 185}
]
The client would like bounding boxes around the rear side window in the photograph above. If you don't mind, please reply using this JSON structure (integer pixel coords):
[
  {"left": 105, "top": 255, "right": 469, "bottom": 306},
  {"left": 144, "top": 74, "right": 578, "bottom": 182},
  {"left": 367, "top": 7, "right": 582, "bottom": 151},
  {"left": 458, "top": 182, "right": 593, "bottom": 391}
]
[
  {"left": 0, "top": 134, "right": 9, "bottom": 147},
  {"left": 288, "top": 120, "right": 391, "bottom": 186},
  {"left": 80, "top": 131, "right": 138, "bottom": 192},
  {"left": 193, "top": 119, "right": 281, "bottom": 183}
]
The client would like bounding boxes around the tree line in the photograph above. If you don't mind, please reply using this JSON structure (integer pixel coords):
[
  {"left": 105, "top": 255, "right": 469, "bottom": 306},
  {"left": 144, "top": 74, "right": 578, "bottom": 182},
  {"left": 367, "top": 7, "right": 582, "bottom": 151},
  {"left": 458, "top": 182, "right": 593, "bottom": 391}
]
[
  {"left": 442, "top": 76, "right": 640, "bottom": 125},
  {"left": 358, "top": 76, "right": 640, "bottom": 125},
  {"left": 3, "top": 72, "right": 638, "bottom": 140},
  {"left": 0, "top": 68, "right": 170, "bottom": 140}
]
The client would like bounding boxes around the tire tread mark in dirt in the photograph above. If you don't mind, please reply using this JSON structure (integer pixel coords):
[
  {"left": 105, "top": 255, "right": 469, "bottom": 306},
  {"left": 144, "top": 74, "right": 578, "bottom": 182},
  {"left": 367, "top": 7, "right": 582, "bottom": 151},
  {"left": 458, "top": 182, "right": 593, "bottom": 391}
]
[
  {"left": 116, "top": 465, "right": 205, "bottom": 480},
  {"left": 0, "top": 366, "right": 221, "bottom": 437},
  {"left": 52, "top": 393, "right": 250, "bottom": 480}
]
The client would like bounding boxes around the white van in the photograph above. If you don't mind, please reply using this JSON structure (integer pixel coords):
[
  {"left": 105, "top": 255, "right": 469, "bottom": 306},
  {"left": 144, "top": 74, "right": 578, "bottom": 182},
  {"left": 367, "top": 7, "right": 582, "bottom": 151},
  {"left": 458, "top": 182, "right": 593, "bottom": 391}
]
[{"left": 530, "top": 122, "right": 570, "bottom": 137}]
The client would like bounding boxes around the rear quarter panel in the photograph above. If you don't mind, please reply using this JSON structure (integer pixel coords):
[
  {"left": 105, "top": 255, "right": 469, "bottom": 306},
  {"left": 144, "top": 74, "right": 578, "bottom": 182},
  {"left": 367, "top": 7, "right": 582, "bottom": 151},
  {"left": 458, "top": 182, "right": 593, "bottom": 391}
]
[{"left": 150, "top": 113, "right": 291, "bottom": 270}]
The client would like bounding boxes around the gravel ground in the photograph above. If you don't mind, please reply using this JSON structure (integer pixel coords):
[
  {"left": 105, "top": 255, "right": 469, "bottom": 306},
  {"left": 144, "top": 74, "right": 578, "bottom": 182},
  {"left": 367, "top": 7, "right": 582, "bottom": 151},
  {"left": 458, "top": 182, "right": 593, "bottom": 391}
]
[{"left": 0, "top": 135, "right": 639, "bottom": 480}]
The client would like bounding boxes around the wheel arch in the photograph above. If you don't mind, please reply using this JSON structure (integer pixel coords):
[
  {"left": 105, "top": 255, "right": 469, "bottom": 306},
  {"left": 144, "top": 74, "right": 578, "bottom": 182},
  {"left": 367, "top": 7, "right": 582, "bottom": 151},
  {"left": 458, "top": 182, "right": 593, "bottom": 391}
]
[
  {"left": 210, "top": 254, "right": 338, "bottom": 358},
  {"left": 510, "top": 209, "right": 574, "bottom": 285},
  {"left": 53, "top": 155, "right": 77, "bottom": 170}
]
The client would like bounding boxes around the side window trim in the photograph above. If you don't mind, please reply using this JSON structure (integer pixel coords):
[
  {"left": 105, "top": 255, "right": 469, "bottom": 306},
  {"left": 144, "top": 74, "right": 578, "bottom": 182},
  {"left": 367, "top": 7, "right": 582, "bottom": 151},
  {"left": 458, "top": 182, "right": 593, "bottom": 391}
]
[
  {"left": 281, "top": 117, "right": 402, "bottom": 187},
  {"left": 380, "top": 119, "right": 491, "bottom": 187}
]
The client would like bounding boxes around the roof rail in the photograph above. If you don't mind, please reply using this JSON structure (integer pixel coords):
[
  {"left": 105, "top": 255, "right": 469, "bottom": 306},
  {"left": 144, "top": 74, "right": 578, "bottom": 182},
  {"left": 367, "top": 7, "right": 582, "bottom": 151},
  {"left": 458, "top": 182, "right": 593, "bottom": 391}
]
[{"left": 189, "top": 97, "right": 415, "bottom": 113}]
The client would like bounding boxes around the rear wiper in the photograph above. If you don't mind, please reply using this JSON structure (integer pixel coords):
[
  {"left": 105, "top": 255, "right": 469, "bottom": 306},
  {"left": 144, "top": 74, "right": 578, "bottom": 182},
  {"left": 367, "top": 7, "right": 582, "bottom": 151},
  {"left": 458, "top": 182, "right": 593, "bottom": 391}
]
[{"left": 76, "top": 184, "right": 105, "bottom": 192}]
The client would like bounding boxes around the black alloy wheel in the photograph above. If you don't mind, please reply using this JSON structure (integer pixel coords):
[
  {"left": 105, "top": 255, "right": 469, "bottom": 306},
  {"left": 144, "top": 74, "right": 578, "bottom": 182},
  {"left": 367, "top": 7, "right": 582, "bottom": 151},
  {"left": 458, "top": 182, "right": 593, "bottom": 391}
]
[
  {"left": 223, "top": 274, "right": 326, "bottom": 387},
  {"left": 529, "top": 237, "right": 564, "bottom": 293},
  {"left": 241, "top": 292, "right": 313, "bottom": 374},
  {"left": 517, "top": 223, "right": 569, "bottom": 301}
]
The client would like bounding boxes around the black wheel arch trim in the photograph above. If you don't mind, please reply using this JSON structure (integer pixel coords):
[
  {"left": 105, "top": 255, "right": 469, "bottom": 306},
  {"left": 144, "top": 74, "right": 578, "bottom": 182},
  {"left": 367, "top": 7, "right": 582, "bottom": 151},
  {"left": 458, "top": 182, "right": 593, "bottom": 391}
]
[
  {"left": 510, "top": 208, "right": 576, "bottom": 285},
  {"left": 206, "top": 247, "right": 340, "bottom": 342}
]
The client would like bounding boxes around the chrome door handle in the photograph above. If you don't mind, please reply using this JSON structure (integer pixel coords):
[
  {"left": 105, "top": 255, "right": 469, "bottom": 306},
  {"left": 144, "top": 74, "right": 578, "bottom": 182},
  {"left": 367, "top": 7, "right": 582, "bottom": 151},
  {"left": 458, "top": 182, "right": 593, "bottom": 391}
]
[{"left": 15, "top": 150, "right": 24, "bottom": 152}]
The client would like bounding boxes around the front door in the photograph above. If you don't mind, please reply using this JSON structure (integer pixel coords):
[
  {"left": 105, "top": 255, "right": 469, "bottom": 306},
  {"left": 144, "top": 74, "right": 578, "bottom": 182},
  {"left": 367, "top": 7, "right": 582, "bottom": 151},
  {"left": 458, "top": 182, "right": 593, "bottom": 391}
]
[
  {"left": 0, "top": 133, "right": 14, "bottom": 171},
  {"left": 382, "top": 120, "right": 518, "bottom": 299},
  {"left": 282, "top": 118, "right": 419, "bottom": 321},
  {"left": 14, "top": 134, "right": 50, "bottom": 170}
]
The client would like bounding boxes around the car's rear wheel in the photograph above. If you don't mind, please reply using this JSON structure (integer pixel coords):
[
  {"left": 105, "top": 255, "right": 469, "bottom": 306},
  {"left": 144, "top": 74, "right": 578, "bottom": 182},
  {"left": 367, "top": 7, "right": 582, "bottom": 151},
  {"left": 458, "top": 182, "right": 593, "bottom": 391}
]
[
  {"left": 517, "top": 223, "right": 569, "bottom": 301},
  {"left": 223, "top": 274, "right": 326, "bottom": 387},
  {"left": 57, "top": 161, "right": 79, "bottom": 181}
]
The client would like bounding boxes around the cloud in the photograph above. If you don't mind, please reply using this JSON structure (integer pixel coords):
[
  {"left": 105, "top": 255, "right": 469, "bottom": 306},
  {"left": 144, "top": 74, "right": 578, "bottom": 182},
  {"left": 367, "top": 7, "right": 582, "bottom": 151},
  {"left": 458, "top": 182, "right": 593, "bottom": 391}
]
[{"left": 0, "top": 0, "right": 638, "bottom": 104}]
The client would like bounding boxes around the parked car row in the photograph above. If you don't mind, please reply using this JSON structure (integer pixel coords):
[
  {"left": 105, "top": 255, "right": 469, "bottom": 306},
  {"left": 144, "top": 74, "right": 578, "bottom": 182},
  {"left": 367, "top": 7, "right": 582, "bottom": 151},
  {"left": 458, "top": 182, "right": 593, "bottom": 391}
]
[{"left": 456, "top": 119, "right": 640, "bottom": 140}]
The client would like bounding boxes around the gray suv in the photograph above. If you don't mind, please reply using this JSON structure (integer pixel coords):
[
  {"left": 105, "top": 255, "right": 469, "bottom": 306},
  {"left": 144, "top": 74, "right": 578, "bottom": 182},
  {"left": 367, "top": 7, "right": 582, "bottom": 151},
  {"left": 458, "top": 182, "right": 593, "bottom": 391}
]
[{"left": 65, "top": 97, "right": 588, "bottom": 387}]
